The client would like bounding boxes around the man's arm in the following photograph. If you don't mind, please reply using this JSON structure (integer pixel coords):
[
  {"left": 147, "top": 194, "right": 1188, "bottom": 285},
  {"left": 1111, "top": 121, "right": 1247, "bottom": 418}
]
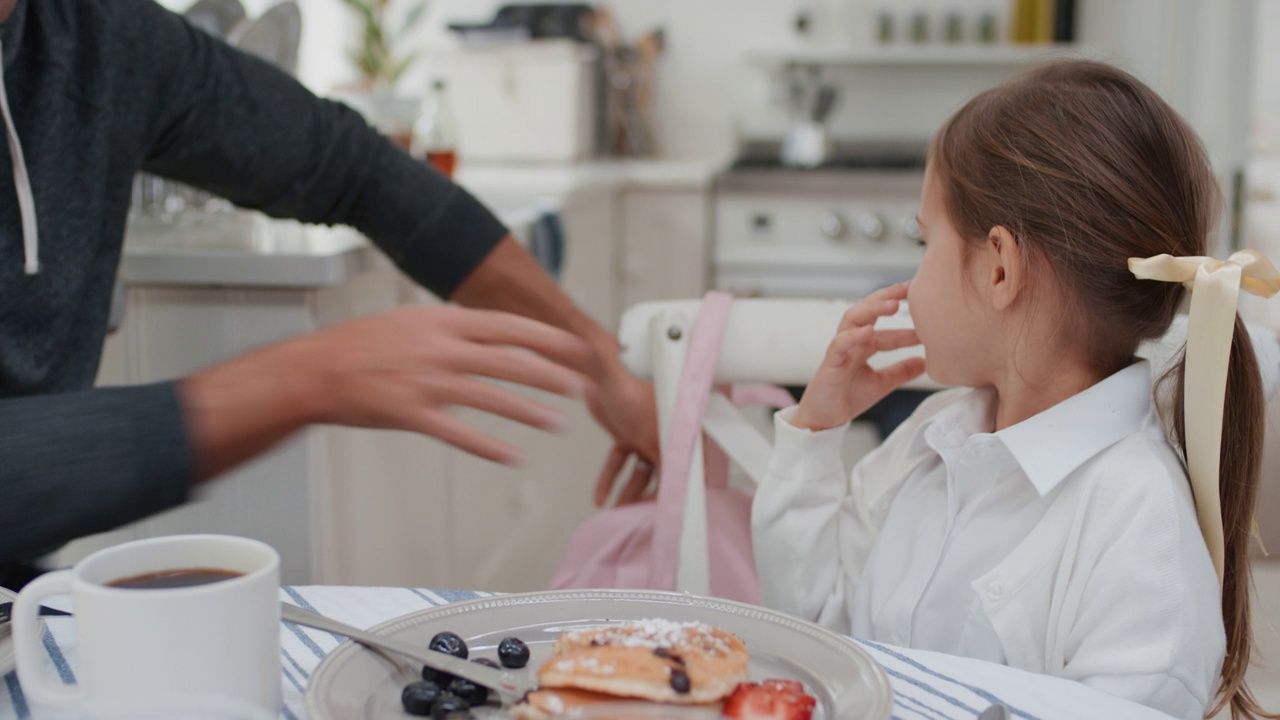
[
  {"left": 125, "top": 0, "right": 657, "bottom": 490},
  {"left": 0, "top": 304, "right": 590, "bottom": 564},
  {"left": 0, "top": 385, "right": 193, "bottom": 562}
]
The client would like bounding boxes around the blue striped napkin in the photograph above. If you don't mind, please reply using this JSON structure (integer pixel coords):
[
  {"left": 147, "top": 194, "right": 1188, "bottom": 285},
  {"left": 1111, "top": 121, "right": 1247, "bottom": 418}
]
[{"left": 1, "top": 586, "right": 1174, "bottom": 720}]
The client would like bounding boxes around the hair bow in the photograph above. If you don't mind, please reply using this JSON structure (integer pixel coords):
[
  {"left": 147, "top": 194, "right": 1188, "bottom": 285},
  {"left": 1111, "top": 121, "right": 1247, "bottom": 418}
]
[{"left": 1129, "top": 250, "right": 1280, "bottom": 588}]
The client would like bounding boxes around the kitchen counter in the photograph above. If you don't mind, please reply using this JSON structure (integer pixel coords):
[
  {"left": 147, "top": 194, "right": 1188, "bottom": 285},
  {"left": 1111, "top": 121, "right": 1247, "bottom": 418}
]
[
  {"left": 122, "top": 213, "right": 372, "bottom": 288},
  {"left": 119, "top": 159, "right": 714, "bottom": 288},
  {"left": 454, "top": 159, "right": 718, "bottom": 196},
  {"left": 121, "top": 205, "right": 544, "bottom": 288}
]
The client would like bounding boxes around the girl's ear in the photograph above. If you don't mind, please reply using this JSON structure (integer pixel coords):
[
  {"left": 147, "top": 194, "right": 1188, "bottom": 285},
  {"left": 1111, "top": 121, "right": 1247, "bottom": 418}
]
[{"left": 987, "top": 225, "right": 1024, "bottom": 311}]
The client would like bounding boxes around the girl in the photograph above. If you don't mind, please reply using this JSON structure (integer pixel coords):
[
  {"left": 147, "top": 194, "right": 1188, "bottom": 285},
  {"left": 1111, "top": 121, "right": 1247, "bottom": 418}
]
[{"left": 752, "top": 60, "right": 1277, "bottom": 720}]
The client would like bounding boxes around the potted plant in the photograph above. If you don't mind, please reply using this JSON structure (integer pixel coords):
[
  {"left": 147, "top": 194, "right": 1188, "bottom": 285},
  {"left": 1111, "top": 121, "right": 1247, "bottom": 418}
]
[{"left": 334, "top": 0, "right": 428, "bottom": 149}]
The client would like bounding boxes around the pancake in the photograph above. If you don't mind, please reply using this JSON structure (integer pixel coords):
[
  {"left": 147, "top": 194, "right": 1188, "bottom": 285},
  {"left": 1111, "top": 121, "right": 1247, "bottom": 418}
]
[
  {"left": 509, "top": 687, "right": 725, "bottom": 719},
  {"left": 534, "top": 619, "right": 749, "bottom": 706}
]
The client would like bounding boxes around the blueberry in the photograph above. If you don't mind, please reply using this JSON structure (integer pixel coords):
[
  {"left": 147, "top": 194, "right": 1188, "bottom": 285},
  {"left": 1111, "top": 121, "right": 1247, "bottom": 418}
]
[
  {"left": 429, "top": 631, "right": 469, "bottom": 660},
  {"left": 497, "top": 637, "right": 530, "bottom": 668},
  {"left": 431, "top": 693, "right": 471, "bottom": 720},
  {"left": 669, "top": 668, "right": 691, "bottom": 694},
  {"left": 471, "top": 657, "right": 499, "bottom": 670},
  {"left": 446, "top": 675, "right": 489, "bottom": 706},
  {"left": 401, "top": 681, "right": 442, "bottom": 716},
  {"left": 420, "top": 665, "right": 455, "bottom": 685}
]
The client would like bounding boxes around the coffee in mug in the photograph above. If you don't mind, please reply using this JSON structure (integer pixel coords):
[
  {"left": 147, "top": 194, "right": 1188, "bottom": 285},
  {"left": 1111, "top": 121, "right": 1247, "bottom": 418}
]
[
  {"left": 108, "top": 568, "right": 244, "bottom": 589},
  {"left": 12, "top": 534, "right": 281, "bottom": 717}
]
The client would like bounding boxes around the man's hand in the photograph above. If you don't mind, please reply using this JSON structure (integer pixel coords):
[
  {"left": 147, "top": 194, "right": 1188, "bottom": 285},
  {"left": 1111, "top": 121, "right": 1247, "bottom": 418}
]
[
  {"left": 587, "top": 366, "right": 660, "bottom": 507},
  {"left": 180, "top": 305, "right": 592, "bottom": 479},
  {"left": 792, "top": 283, "right": 926, "bottom": 432},
  {"left": 449, "top": 236, "right": 665, "bottom": 508}
]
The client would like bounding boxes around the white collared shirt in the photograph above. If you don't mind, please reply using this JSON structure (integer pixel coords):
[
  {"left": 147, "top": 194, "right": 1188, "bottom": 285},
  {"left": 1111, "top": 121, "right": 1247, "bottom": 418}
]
[{"left": 753, "top": 361, "right": 1225, "bottom": 720}]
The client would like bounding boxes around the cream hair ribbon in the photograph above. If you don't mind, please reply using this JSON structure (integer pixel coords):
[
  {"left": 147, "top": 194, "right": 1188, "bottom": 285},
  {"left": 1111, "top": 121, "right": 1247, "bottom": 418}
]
[{"left": 1129, "top": 250, "right": 1280, "bottom": 588}]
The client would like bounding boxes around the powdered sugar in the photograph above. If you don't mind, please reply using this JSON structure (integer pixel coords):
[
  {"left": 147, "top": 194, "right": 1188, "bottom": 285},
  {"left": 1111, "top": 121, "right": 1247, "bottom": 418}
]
[
  {"left": 552, "top": 656, "right": 618, "bottom": 676},
  {"left": 564, "top": 618, "right": 734, "bottom": 656}
]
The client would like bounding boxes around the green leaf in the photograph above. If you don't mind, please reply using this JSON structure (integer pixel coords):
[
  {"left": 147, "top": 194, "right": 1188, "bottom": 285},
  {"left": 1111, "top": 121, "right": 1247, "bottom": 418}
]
[
  {"left": 339, "top": 0, "right": 378, "bottom": 27},
  {"left": 388, "top": 51, "right": 420, "bottom": 83},
  {"left": 398, "top": 1, "right": 428, "bottom": 40},
  {"left": 360, "top": 42, "right": 381, "bottom": 77}
]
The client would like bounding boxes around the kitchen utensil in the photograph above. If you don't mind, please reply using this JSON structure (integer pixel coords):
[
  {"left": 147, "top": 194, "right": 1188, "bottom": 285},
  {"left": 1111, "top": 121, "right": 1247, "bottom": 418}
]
[
  {"left": 978, "top": 702, "right": 1011, "bottom": 720},
  {"left": 304, "top": 589, "right": 893, "bottom": 720},
  {"left": 0, "top": 601, "right": 71, "bottom": 625},
  {"left": 183, "top": 0, "right": 246, "bottom": 39},
  {"left": 811, "top": 85, "right": 838, "bottom": 123},
  {"left": 228, "top": 1, "right": 302, "bottom": 76},
  {"left": 280, "top": 603, "right": 531, "bottom": 700},
  {"left": 447, "top": 4, "right": 595, "bottom": 44},
  {"left": 633, "top": 27, "right": 665, "bottom": 133},
  {"left": 781, "top": 120, "right": 828, "bottom": 168},
  {"left": 12, "top": 535, "right": 281, "bottom": 716},
  {"left": 0, "top": 588, "right": 18, "bottom": 676}
]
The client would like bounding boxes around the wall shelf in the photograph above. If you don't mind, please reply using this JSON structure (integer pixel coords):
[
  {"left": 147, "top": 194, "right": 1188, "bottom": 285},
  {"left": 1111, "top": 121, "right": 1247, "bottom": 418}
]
[{"left": 749, "top": 44, "right": 1092, "bottom": 69}]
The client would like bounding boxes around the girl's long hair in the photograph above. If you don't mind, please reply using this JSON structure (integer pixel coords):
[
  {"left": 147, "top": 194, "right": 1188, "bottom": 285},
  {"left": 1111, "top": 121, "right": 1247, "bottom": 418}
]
[{"left": 930, "top": 59, "right": 1270, "bottom": 719}]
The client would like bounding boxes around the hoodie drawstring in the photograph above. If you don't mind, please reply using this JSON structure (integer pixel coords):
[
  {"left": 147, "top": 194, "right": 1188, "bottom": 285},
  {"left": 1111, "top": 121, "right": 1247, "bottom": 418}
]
[{"left": 0, "top": 39, "right": 38, "bottom": 275}]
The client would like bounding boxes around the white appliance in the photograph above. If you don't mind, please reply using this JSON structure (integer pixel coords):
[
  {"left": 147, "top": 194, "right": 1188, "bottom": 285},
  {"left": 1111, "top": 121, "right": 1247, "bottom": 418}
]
[
  {"left": 713, "top": 149, "right": 926, "bottom": 300},
  {"left": 432, "top": 40, "right": 597, "bottom": 163}
]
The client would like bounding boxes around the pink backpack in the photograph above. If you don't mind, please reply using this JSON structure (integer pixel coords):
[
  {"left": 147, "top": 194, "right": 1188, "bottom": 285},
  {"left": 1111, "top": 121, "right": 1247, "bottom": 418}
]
[{"left": 550, "top": 293, "right": 794, "bottom": 604}]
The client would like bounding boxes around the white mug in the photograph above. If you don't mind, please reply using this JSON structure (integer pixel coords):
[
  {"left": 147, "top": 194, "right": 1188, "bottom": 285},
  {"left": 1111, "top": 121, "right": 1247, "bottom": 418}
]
[{"left": 12, "top": 534, "right": 282, "bottom": 717}]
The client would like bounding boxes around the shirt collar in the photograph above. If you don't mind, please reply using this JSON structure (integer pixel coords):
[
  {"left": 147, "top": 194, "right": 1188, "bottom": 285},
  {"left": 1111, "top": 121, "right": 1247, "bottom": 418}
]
[{"left": 995, "top": 361, "right": 1154, "bottom": 496}]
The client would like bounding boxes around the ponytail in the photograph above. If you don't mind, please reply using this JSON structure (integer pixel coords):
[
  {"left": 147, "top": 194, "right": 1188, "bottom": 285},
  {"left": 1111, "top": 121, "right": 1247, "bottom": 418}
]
[{"left": 1167, "top": 317, "right": 1272, "bottom": 720}]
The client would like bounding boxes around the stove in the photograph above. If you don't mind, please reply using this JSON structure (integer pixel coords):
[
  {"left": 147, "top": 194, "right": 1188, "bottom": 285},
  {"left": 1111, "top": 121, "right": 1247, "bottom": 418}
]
[{"left": 713, "top": 142, "right": 927, "bottom": 299}]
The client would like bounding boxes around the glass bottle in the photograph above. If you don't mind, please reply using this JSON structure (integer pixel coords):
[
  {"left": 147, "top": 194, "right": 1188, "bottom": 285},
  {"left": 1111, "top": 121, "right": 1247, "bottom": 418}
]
[{"left": 412, "top": 79, "right": 458, "bottom": 178}]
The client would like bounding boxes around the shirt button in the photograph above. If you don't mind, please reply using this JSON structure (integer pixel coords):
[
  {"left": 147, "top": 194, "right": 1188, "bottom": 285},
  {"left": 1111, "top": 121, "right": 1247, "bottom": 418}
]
[{"left": 986, "top": 581, "right": 1004, "bottom": 601}]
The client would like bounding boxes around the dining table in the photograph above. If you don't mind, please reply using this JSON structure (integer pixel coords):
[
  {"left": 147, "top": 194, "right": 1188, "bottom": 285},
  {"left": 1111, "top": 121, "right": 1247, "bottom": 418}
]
[{"left": 1, "top": 585, "right": 1177, "bottom": 720}]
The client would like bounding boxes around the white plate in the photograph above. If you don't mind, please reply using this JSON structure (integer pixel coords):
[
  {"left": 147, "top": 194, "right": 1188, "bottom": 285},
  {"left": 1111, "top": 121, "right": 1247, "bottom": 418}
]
[
  {"left": 305, "top": 589, "right": 892, "bottom": 719},
  {"left": 0, "top": 587, "right": 16, "bottom": 676}
]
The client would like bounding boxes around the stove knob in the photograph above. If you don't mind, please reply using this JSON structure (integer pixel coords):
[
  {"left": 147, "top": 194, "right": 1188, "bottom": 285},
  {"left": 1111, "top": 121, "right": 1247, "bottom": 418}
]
[
  {"left": 904, "top": 216, "right": 924, "bottom": 243},
  {"left": 820, "top": 212, "right": 847, "bottom": 240},
  {"left": 858, "top": 213, "right": 886, "bottom": 241}
]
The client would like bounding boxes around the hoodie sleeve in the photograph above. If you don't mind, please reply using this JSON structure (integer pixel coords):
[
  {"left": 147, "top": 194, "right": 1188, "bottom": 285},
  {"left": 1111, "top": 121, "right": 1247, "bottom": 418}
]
[
  {"left": 120, "top": 0, "right": 506, "bottom": 299},
  {"left": 0, "top": 383, "right": 193, "bottom": 562}
]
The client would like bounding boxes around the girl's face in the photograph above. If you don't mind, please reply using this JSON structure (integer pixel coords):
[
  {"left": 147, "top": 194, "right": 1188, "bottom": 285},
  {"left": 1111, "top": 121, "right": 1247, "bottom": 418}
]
[{"left": 906, "top": 165, "right": 998, "bottom": 387}]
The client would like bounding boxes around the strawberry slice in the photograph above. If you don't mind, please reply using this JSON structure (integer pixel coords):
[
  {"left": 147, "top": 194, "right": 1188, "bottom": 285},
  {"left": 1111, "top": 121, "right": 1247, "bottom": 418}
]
[
  {"left": 722, "top": 679, "right": 817, "bottom": 720},
  {"left": 759, "top": 679, "right": 806, "bottom": 696}
]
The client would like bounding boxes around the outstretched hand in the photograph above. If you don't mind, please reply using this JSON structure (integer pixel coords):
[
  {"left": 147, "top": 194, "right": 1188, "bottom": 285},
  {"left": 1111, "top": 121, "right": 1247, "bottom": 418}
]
[
  {"left": 587, "top": 367, "right": 661, "bottom": 508},
  {"left": 181, "top": 304, "right": 594, "bottom": 479},
  {"left": 791, "top": 283, "right": 926, "bottom": 432},
  {"left": 306, "top": 305, "right": 593, "bottom": 464}
]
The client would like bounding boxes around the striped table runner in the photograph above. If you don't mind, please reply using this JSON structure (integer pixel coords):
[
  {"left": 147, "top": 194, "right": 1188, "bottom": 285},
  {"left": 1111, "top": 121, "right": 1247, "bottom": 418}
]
[{"left": 2, "top": 586, "right": 1174, "bottom": 720}]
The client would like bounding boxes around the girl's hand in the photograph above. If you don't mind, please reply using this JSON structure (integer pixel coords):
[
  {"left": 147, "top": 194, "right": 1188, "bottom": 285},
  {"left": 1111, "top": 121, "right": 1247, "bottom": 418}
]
[{"left": 791, "top": 283, "right": 926, "bottom": 432}]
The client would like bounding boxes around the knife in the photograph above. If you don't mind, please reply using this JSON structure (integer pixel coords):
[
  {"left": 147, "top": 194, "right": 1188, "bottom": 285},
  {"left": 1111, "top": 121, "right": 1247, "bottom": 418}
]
[
  {"left": 0, "top": 601, "right": 72, "bottom": 625},
  {"left": 280, "top": 603, "right": 534, "bottom": 701}
]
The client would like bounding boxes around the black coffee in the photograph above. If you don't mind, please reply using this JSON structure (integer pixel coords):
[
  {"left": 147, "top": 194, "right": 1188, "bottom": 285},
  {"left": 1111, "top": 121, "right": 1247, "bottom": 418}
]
[{"left": 107, "top": 568, "right": 243, "bottom": 589}]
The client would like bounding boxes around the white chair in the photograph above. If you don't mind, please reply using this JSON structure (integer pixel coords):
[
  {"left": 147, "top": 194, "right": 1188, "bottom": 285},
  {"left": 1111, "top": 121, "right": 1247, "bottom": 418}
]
[{"left": 615, "top": 297, "right": 1280, "bottom": 596}]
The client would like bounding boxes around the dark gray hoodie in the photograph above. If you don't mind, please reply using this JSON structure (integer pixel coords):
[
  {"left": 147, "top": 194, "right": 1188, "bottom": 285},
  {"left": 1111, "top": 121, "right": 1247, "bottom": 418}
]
[{"left": 0, "top": 0, "right": 507, "bottom": 565}]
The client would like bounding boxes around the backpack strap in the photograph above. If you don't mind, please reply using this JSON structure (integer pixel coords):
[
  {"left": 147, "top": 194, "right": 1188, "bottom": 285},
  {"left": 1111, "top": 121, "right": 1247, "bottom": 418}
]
[{"left": 649, "top": 292, "right": 734, "bottom": 592}]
